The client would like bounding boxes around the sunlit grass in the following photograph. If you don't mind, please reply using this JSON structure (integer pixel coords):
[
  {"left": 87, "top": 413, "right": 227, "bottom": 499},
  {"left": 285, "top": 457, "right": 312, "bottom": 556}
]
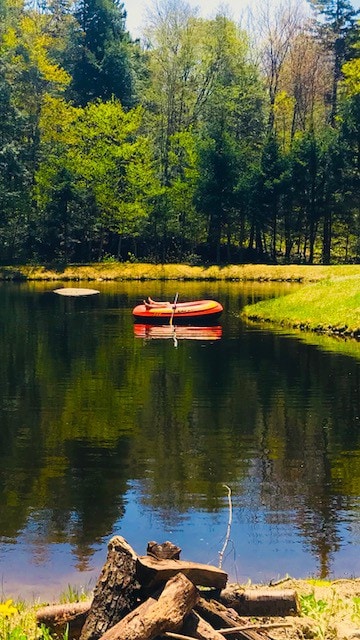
[
  {"left": 0, "top": 586, "right": 90, "bottom": 640},
  {"left": 0, "top": 598, "right": 39, "bottom": 640},
  {"left": 59, "top": 584, "right": 91, "bottom": 604},
  {"left": 1, "top": 263, "right": 360, "bottom": 282},
  {"left": 242, "top": 276, "right": 360, "bottom": 335}
]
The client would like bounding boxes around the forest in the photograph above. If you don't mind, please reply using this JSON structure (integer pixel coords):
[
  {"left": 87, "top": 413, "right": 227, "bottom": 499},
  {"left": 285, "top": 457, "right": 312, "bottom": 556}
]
[{"left": 0, "top": 0, "right": 359, "bottom": 265}]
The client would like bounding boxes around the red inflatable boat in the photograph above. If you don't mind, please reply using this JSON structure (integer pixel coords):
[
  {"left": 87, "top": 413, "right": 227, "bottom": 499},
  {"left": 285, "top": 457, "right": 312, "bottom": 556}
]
[{"left": 132, "top": 298, "right": 223, "bottom": 323}]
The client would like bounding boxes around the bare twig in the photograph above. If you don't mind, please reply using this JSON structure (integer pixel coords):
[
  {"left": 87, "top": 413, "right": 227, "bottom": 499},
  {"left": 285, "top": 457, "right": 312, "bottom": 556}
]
[
  {"left": 218, "top": 623, "right": 294, "bottom": 634},
  {"left": 218, "top": 484, "right": 232, "bottom": 569},
  {"left": 163, "top": 622, "right": 294, "bottom": 640},
  {"left": 164, "top": 634, "right": 195, "bottom": 640}
]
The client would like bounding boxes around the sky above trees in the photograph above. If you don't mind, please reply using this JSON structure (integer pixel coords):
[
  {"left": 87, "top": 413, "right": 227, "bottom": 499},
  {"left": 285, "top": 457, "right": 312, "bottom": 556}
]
[{"left": 125, "top": 0, "right": 360, "bottom": 38}]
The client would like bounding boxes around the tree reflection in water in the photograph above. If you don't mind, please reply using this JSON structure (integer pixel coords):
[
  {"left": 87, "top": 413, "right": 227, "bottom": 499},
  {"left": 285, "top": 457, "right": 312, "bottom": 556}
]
[{"left": 0, "top": 281, "right": 359, "bottom": 596}]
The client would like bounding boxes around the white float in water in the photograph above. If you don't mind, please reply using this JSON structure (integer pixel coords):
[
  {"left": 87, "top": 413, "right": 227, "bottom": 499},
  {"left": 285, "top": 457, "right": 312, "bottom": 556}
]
[{"left": 53, "top": 288, "right": 100, "bottom": 296}]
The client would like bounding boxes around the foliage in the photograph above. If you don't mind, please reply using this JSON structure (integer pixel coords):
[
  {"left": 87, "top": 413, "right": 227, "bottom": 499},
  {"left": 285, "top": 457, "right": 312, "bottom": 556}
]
[{"left": 0, "top": 0, "right": 358, "bottom": 264}]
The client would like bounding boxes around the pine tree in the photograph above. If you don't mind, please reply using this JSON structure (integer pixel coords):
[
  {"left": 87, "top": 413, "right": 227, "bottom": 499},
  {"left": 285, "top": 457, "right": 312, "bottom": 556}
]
[
  {"left": 307, "top": 0, "right": 359, "bottom": 125},
  {"left": 69, "top": 0, "right": 136, "bottom": 107}
]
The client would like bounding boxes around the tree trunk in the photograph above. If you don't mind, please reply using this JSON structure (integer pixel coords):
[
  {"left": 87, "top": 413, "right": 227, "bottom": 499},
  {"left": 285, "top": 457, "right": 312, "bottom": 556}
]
[
  {"left": 322, "top": 210, "right": 332, "bottom": 264},
  {"left": 80, "top": 536, "right": 142, "bottom": 640}
]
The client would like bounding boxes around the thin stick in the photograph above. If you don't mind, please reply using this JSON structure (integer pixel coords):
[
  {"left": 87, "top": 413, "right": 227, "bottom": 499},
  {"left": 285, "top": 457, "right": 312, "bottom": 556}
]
[
  {"left": 164, "top": 633, "right": 194, "bottom": 640},
  {"left": 163, "top": 623, "right": 294, "bottom": 640},
  {"left": 169, "top": 292, "right": 179, "bottom": 327},
  {"left": 218, "top": 484, "right": 232, "bottom": 569},
  {"left": 217, "top": 623, "right": 294, "bottom": 635}
]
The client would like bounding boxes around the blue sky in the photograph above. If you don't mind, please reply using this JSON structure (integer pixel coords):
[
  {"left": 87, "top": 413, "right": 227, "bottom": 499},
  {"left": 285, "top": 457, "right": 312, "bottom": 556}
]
[{"left": 124, "top": 0, "right": 360, "bottom": 39}]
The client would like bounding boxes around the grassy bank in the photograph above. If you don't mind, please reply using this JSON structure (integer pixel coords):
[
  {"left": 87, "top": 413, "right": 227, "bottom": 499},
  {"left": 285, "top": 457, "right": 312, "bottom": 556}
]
[
  {"left": 1, "top": 263, "right": 360, "bottom": 282},
  {"left": 1, "top": 578, "right": 360, "bottom": 640},
  {"left": 242, "top": 275, "right": 360, "bottom": 337}
]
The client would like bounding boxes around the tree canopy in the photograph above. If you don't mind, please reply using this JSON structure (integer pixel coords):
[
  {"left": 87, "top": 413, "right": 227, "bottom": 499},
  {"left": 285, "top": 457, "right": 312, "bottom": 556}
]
[{"left": 0, "top": 0, "right": 359, "bottom": 265}]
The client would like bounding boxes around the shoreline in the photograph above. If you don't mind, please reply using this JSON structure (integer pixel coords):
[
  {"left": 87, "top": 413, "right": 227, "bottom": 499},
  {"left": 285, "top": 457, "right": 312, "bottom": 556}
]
[
  {"left": 1, "top": 262, "right": 360, "bottom": 283},
  {"left": 2, "top": 262, "right": 359, "bottom": 339}
]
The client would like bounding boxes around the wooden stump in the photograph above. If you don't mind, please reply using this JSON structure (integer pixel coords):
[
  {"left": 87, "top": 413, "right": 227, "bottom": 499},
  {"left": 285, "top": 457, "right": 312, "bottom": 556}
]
[{"left": 80, "top": 536, "right": 142, "bottom": 640}]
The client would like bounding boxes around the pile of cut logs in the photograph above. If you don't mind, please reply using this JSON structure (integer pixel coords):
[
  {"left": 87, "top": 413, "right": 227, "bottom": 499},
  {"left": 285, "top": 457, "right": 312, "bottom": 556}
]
[{"left": 36, "top": 536, "right": 299, "bottom": 640}]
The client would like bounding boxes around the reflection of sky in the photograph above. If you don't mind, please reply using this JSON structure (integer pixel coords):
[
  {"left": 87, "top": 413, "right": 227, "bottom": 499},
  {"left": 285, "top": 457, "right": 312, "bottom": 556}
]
[{"left": 1, "top": 483, "right": 360, "bottom": 600}]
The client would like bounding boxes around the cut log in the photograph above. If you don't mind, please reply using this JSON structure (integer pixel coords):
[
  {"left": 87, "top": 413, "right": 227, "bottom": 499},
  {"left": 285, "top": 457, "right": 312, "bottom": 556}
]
[
  {"left": 219, "top": 586, "right": 299, "bottom": 617},
  {"left": 136, "top": 555, "right": 227, "bottom": 589},
  {"left": 147, "top": 540, "right": 181, "bottom": 560},
  {"left": 36, "top": 601, "right": 91, "bottom": 640},
  {"left": 80, "top": 536, "right": 142, "bottom": 640},
  {"left": 182, "top": 611, "right": 228, "bottom": 640},
  {"left": 98, "top": 572, "right": 199, "bottom": 640}
]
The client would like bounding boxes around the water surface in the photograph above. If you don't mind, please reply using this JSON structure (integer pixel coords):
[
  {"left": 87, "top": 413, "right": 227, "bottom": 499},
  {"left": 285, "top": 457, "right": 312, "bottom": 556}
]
[{"left": 0, "top": 281, "right": 359, "bottom": 599}]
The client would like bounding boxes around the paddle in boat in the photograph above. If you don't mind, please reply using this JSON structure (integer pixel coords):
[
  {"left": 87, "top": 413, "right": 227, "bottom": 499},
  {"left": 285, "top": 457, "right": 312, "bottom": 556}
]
[{"left": 132, "top": 296, "right": 223, "bottom": 324}]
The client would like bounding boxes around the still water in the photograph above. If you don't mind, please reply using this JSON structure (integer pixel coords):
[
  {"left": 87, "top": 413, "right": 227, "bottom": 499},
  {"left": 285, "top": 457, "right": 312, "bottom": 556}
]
[{"left": 0, "top": 281, "right": 360, "bottom": 600}]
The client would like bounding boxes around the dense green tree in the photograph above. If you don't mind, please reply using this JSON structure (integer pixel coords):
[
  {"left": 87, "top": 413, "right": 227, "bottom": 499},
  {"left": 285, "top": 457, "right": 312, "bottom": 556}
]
[
  {"left": 36, "top": 96, "right": 159, "bottom": 260},
  {"left": 69, "top": 0, "right": 137, "bottom": 107}
]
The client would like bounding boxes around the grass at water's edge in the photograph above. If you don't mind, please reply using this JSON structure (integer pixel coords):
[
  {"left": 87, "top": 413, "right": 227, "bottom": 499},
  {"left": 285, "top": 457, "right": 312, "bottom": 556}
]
[
  {"left": 1, "top": 578, "right": 360, "bottom": 640},
  {"left": 1, "top": 262, "right": 360, "bottom": 282},
  {"left": 242, "top": 276, "right": 360, "bottom": 337}
]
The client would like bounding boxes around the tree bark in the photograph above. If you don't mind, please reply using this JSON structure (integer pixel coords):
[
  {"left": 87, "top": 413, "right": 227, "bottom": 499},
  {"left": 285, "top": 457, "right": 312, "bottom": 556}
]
[
  {"left": 80, "top": 536, "right": 142, "bottom": 640},
  {"left": 136, "top": 555, "right": 227, "bottom": 589},
  {"left": 98, "top": 572, "right": 199, "bottom": 640}
]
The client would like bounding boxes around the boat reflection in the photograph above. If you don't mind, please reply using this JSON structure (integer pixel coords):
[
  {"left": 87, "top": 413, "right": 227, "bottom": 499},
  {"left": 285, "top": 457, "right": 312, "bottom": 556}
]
[{"left": 133, "top": 324, "right": 222, "bottom": 341}]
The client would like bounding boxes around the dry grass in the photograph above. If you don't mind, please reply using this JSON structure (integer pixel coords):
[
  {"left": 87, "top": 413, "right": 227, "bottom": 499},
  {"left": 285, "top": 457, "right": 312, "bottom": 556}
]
[
  {"left": 263, "top": 578, "right": 360, "bottom": 640},
  {"left": 1, "top": 263, "right": 360, "bottom": 282}
]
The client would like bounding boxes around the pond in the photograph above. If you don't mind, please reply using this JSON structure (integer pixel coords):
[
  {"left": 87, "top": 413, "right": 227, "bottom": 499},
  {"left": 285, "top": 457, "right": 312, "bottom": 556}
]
[{"left": 0, "top": 280, "right": 359, "bottom": 600}]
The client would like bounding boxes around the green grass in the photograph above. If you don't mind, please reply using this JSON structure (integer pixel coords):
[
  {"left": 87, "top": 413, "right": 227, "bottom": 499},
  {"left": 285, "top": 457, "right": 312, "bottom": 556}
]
[{"left": 242, "top": 276, "right": 360, "bottom": 337}]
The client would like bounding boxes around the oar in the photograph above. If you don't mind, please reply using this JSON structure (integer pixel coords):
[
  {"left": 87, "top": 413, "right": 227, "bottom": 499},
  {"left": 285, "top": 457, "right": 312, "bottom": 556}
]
[{"left": 169, "top": 292, "right": 179, "bottom": 328}]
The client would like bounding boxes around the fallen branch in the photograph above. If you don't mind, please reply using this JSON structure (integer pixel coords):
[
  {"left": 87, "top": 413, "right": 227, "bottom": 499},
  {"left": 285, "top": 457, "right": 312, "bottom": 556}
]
[{"left": 218, "top": 623, "right": 294, "bottom": 635}]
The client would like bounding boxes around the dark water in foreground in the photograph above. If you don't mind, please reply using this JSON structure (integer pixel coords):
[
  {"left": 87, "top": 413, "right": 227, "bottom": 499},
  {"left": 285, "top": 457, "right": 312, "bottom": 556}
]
[{"left": 0, "top": 281, "right": 359, "bottom": 600}]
